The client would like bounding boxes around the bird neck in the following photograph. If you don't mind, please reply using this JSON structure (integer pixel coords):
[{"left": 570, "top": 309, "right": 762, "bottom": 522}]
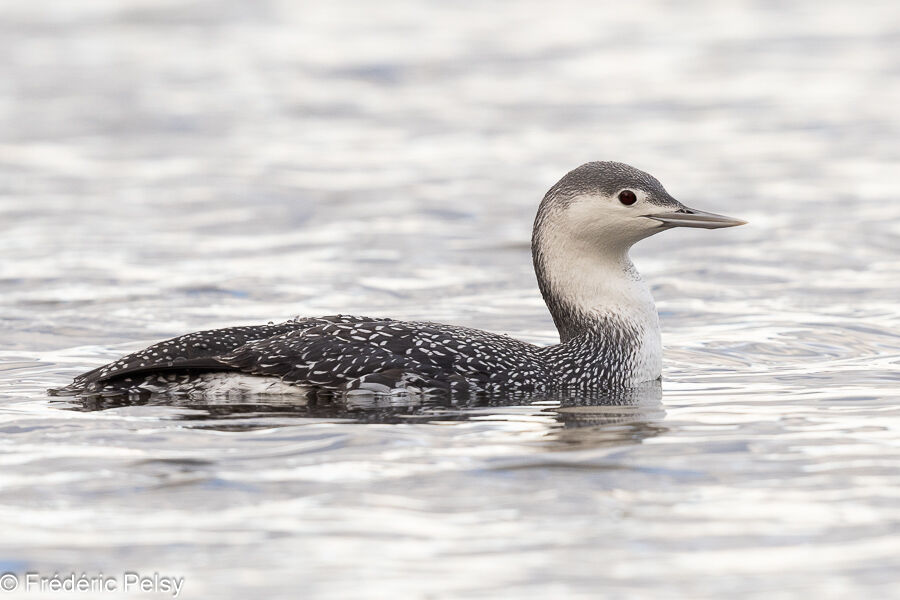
[{"left": 532, "top": 225, "right": 662, "bottom": 381}]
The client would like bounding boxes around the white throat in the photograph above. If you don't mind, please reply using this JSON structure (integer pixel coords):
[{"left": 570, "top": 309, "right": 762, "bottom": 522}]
[{"left": 535, "top": 225, "right": 663, "bottom": 383}]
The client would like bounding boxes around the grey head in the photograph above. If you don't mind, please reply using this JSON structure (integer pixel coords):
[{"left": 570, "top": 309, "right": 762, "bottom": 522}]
[
  {"left": 533, "top": 161, "right": 746, "bottom": 254},
  {"left": 531, "top": 161, "right": 745, "bottom": 343},
  {"left": 542, "top": 161, "right": 678, "bottom": 209}
]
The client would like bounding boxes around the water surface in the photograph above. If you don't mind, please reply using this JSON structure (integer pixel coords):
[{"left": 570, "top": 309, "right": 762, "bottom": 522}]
[{"left": 1, "top": 1, "right": 899, "bottom": 598}]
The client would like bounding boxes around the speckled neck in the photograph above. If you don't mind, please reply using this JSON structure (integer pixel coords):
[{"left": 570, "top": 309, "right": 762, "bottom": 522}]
[{"left": 538, "top": 313, "right": 647, "bottom": 388}]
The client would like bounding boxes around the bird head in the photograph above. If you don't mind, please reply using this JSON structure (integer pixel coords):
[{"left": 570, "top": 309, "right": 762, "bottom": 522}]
[{"left": 534, "top": 161, "right": 746, "bottom": 254}]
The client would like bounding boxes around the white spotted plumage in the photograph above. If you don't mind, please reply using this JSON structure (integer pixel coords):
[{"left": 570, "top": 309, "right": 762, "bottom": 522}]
[{"left": 53, "top": 162, "right": 745, "bottom": 398}]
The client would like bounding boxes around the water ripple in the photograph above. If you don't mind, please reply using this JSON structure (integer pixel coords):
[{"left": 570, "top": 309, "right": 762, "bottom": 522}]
[{"left": 1, "top": 0, "right": 899, "bottom": 598}]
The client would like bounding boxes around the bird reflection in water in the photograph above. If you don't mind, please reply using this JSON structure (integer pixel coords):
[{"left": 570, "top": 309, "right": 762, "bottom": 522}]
[{"left": 63, "top": 379, "right": 666, "bottom": 449}]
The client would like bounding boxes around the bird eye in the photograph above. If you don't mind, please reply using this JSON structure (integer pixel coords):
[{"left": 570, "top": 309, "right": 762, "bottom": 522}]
[{"left": 618, "top": 190, "right": 637, "bottom": 205}]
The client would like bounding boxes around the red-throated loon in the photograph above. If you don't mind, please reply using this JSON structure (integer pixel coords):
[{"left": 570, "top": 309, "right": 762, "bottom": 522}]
[{"left": 53, "top": 162, "right": 745, "bottom": 398}]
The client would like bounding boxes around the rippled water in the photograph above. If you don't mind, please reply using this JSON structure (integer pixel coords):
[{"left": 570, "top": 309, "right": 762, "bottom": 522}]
[{"left": 2, "top": 1, "right": 899, "bottom": 598}]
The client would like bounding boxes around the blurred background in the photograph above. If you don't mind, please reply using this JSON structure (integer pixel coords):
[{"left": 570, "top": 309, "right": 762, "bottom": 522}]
[{"left": 0, "top": 1, "right": 898, "bottom": 598}]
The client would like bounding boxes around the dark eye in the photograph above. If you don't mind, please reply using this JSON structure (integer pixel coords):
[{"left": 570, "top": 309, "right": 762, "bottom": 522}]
[{"left": 618, "top": 190, "right": 637, "bottom": 205}]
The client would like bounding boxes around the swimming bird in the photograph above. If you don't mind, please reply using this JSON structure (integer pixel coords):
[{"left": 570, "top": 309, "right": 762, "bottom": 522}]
[{"left": 55, "top": 162, "right": 745, "bottom": 398}]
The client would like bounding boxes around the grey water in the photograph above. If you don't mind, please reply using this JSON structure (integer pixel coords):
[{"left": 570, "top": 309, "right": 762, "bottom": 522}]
[{"left": 1, "top": 1, "right": 899, "bottom": 598}]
